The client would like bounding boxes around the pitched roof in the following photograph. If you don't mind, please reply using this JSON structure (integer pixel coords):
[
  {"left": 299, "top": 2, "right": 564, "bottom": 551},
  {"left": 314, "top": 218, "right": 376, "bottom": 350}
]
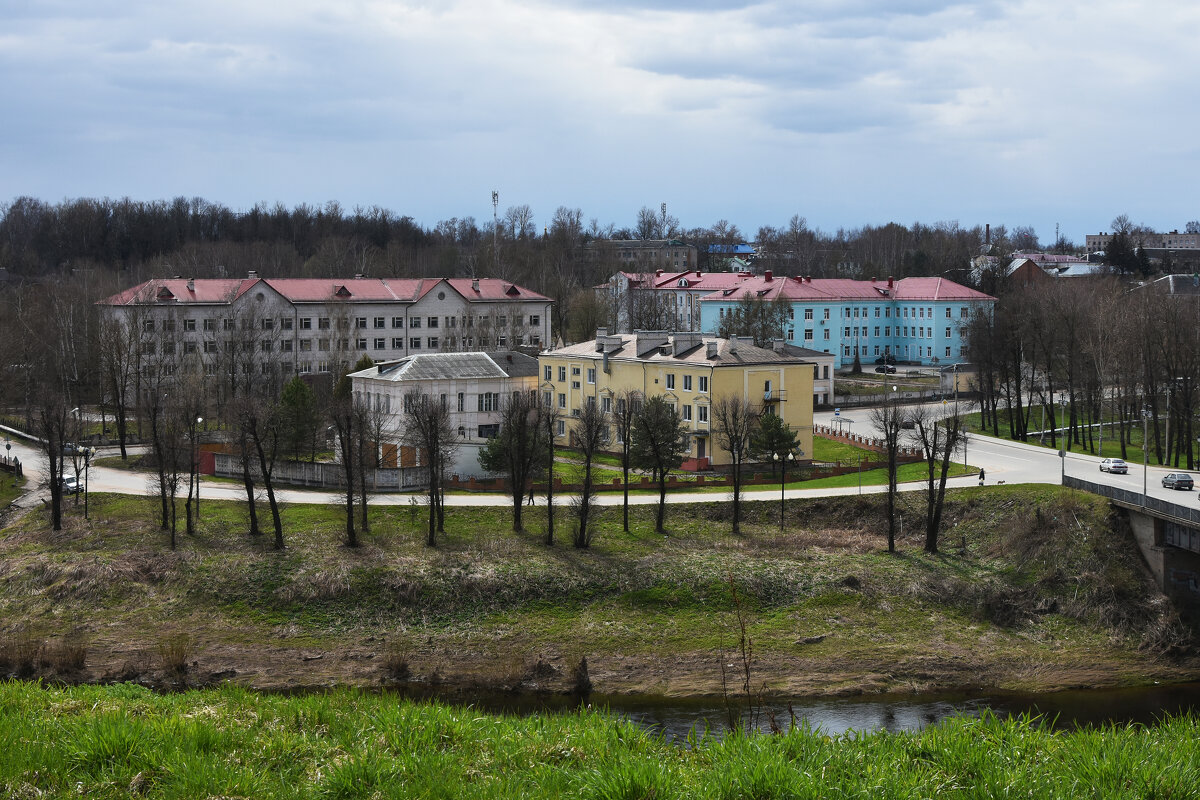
[
  {"left": 697, "top": 275, "right": 995, "bottom": 303},
  {"left": 351, "top": 351, "right": 538, "bottom": 382},
  {"left": 100, "top": 276, "right": 551, "bottom": 306},
  {"left": 546, "top": 333, "right": 815, "bottom": 366}
]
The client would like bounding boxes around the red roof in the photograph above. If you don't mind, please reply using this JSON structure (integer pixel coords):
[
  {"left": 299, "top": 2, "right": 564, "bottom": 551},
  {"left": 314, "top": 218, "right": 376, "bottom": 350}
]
[
  {"left": 698, "top": 275, "right": 995, "bottom": 303},
  {"left": 100, "top": 277, "right": 551, "bottom": 306},
  {"left": 100, "top": 278, "right": 257, "bottom": 305}
]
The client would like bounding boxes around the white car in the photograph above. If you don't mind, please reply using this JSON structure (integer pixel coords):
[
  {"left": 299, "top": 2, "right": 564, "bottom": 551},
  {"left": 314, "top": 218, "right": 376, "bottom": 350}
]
[
  {"left": 1099, "top": 458, "right": 1128, "bottom": 474},
  {"left": 60, "top": 475, "right": 80, "bottom": 494}
]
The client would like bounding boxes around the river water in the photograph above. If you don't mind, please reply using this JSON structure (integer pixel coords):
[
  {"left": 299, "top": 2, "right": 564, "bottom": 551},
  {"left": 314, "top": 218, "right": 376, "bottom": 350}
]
[{"left": 388, "top": 682, "right": 1200, "bottom": 740}]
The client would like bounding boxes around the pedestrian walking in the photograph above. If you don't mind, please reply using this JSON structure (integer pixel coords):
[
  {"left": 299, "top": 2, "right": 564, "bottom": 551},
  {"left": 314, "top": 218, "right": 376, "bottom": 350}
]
[{"left": 978, "top": 468, "right": 985, "bottom": 486}]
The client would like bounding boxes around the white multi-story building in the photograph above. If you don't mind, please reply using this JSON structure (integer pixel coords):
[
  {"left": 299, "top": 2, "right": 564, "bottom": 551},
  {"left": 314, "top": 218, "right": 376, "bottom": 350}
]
[
  {"left": 98, "top": 273, "right": 554, "bottom": 384},
  {"left": 349, "top": 351, "right": 539, "bottom": 477}
]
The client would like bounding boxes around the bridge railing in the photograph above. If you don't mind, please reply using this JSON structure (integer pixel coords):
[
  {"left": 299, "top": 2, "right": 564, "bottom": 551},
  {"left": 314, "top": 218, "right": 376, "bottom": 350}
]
[{"left": 1065, "top": 475, "right": 1200, "bottom": 526}]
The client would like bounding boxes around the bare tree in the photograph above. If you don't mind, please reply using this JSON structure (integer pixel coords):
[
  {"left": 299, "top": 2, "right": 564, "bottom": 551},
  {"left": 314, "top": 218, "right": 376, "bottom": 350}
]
[
  {"left": 712, "top": 395, "right": 756, "bottom": 535},
  {"left": 869, "top": 397, "right": 906, "bottom": 553},
  {"left": 572, "top": 399, "right": 608, "bottom": 548},
  {"left": 97, "top": 313, "right": 141, "bottom": 459},
  {"left": 400, "top": 389, "right": 459, "bottom": 547},
  {"left": 329, "top": 374, "right": 359, "bottom": 547},
  {"left": 612, "top": 389, "right": 639, "bottom": 532},
  {"left": 478, "top": 390, "right": 545, "bottom": 532},
  {"left": 910, "top": 404, "right": 967, "bottom": 554},
  {"left": 542, "top": 401, "right": 562, "bottom": 545}
]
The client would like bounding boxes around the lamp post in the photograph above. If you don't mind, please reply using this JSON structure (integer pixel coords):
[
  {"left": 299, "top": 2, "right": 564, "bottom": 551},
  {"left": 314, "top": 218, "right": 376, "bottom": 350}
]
[
  {"left": 773, "top": 450, "right": 795, "bottom": 535},
  {"left": 1142, "top": 406, "right": 1151, "bottom": 504},
  {"left": 83, "top": 446, "right": 95, "bottom": 520},
  {"left": 194, "top": 417, "right": 204, "bottom": 520}
]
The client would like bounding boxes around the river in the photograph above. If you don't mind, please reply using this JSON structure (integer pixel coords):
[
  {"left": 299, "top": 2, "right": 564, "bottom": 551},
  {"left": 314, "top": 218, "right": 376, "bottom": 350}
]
[{"left": 386, "top": 681, "right": 1200, "bottom": 740}]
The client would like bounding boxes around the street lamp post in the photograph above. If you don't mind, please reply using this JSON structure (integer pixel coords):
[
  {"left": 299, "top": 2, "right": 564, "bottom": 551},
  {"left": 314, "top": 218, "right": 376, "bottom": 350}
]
[
  {"left": 83, "top": 446, "right": 95, "bottom": 520},
  {"left": 773, "top": 451, "right": 795, "bottom": 535},
  {"left": 194, "top": 417, "right": 204, "bottom": 520},
  {"left": 1143, "top": 406, "right": 1151, "bottom": 504}
]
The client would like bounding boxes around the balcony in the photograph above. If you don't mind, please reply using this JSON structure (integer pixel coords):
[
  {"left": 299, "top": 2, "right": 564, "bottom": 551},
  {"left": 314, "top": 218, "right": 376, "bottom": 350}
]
[{"left": 763, "top": 389, "right": 787, "bottom": 402}]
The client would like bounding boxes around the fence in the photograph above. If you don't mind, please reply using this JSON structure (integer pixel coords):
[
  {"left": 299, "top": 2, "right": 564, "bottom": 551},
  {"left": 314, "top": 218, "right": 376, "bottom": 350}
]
[
  {"left": 213, "top": 452, "right": 427, "bottom": 491},
  {"left": 0, "top": 455, "right": 22, "bottom": 477},
  {"left": 813, "top": 424, "right": 923, "bottom": 458}
]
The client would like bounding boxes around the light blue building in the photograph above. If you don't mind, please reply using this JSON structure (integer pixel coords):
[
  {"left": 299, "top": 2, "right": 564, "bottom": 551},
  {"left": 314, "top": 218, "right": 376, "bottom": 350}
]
[{"left": 698, "top": 273, "right": 995, "bottom": 370}]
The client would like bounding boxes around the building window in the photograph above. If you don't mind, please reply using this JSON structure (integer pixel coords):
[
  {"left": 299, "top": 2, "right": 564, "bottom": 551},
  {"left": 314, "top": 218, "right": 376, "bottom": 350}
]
[
  {"left": 961, "top": 307, "right": 968, "bottom": 319},
  {"left": 355, "top": 317, "right": 367, "bottom": 329},
  {"left": 587, "top": 368, "right": 596, "bottom": 384},
  {"left": 203, "top": 341, "right": 217, "bottom": 353},
  {"left": 446, "top": 316, "right": 457, "bottom": 328},
  {"left": 410, "top": 318, "right": 421, "bottom": 329},
  {"left": 682, "top": 404, "right": 692, "bottom": 421},
  {"left": 571, "top": 380, "right": 580, "bottom": 389},
  {"left": 299, "top": 362, "right": 311, "bottom": 374},
  {"left": 260, "top": 340, "right": 272, "bottom": 353},
  {"left": 391, "top": 337, "right": 402, "bottom": 349},
  {"left": 542, "top": 391, "right": 552, "bottom": 407},
  {"left": 457, "top": 392, "right": 465, "bottom": 412},
  {"left": 478, "top": 392, "right": 499, "bottom": 412},
  {"left": 804, "top": 329, "right": 814, "bottom": 341},
  {"left": 601, "top": 396, "right": 612, "bottom": 413},
  {"left": 824, "top": 330, "right": 830, "bottom": 340},
  {"left": 300, "top": 339, "right": 312, "bottom": 352},
  {"left": 945, "top": 308, "right": 952, "bottom": 319},
  {"left": 558, "top": 366, "right": 566, "bottom": 381},
  {"left": 261, "top": 319, "right": 273, "bottom": 330},
  {"left": 556, "top": 420, "right": 565, "bottom": 437},
  {"left": 544, "top": 366, "right": 552, "bottom": 381},
  {"left": 280, "top": 340, "right": 292, "bottom": 352},
  {"left": 374, "top": 338, "right": 385, "bottom": 350},
  {"left": 318, "top": 338, "right": 330, "bottom": 352},
  {"left": 558, "top": 393, "right": 566, "bottom": 409},
  {"left": 804, "top": 309, "right": 813, "bottom": 320},
  {"left": 945, "top": 346, "right": 952, "bottom": 357},
  {"left": 571, "top": 366, "right": 580, "bottom": 375},
  {"left": 683, "top": 375, "right": 692, "bottom": 391},
  {"left": 183, "top": 319, "right": 196, "bottom": 332},
  {"left": 318, "top": 317, "right": 330, "bottom": 330},
  {"left": 698, "top": 405, "right": 708, "bottom": 423},
  {"left": 356, "top": 338, "right": 367, "bottom": 350},
  {"left": 428, "top": 316, "right": 438, "bottom": 328},
  {"left": 698, "top": 376, "right": 708, "bottom": 393},
  {"left": 183, "top": 341, "right": 197, "bottom": 354},
  {"left": 373, "top": 317, "right": 385, "bottom": 329},
  {"left": 392, "top": 316, "right": 404, "bottom": 328},
  {"left": 428, "top": 337, "right": 439, "bottom": 349},
  {"left": 498, "top": 336, "right": 506, "bottom": 347},
  {"left": 530, "top": 315, "right": 540, "bottom": 326},
  {"left": 142, "top": 319, "right": 155, "bottom": 332},
  {"left": 280, "top": 317, "right": 292, "bottom": 331},
  {"left": 666, "top": 374, "right": 675, "bottom": 389},
  {"left": 945, "top": 327, "right": 951, "bottom": 338},
  {"left": 410, "top": 337, "right": 421, "bottom": 349}
]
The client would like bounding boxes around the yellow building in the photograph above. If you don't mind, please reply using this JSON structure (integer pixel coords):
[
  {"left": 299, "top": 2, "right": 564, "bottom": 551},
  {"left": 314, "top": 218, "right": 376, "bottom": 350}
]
[{"left": 539, "top": 330, "right": 815, "bottom": 470}]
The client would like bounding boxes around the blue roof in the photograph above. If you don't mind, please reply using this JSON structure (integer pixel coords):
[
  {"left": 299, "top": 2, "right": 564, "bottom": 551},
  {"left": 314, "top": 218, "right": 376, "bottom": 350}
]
[{"left": 708, "top": 244, "right": 756, "bottom": 255}]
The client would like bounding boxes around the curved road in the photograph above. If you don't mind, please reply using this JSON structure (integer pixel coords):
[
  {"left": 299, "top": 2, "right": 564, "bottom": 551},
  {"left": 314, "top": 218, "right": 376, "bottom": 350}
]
[{"left": 4, "top": 416, "right": 1198, "bottom": 510}]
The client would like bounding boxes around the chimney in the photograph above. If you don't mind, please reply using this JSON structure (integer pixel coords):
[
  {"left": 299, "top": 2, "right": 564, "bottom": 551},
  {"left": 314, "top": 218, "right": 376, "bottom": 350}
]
[
  {"left": 706, "top": 341, "right": 718, "bottom": 359},
  {"left": 596, "top": 327, "right": 607, "bottom": 338},
  {"left": 772, "top": 338, "right": 786, "bottom": 352},
  {"left": 471, "top": 279, "right": 480, "bottom": 292},
  {"left": 764, "top": 270, "right": 773, "bottom": 281},
  {"left": 655, "top": 269, "right": 663, "bottom": 277},
  {"left": 354, "top": 273, "right": 364, "bottom": 279},
  {"left": 186, "top": 277, "right": 195, "bottom": 292},
  {"left": 247, "top": 270, "right": 258, "bottom": 279},
  {"left": 985, "top": 223, "right": 991, "bottom": 245},
  {"left": 887, "top": 276, "right": 894, "bottom": 288}
]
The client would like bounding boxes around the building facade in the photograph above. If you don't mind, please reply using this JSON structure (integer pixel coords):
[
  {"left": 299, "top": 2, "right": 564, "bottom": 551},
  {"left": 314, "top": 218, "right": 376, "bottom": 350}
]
[
  {"left": 697, "top": 274, "right": 995, "bottom": 369},
  {"left": 538, "top": 330, "right": 815, "bottom": 471},
  {"left": 348, "top": 351, "right": 539, "bottom": 478},
  {"left": 598, "top": 268, "right": 757, "bottom": 334},
  {"left": 98, "top": 274, "right": 554, "bottom": 383}
]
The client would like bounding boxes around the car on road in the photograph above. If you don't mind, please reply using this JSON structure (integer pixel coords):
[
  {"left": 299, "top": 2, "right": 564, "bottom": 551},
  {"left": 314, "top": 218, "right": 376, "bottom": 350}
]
[
  {"left": 1099, "top": 458, "right": 1128, "bottom": 474},
  {"left": 1162, "top": 472, "right": 1194, "bottom": 490},
  {"left": 874, "top": 365, "right": 897, "bottom": 374}
]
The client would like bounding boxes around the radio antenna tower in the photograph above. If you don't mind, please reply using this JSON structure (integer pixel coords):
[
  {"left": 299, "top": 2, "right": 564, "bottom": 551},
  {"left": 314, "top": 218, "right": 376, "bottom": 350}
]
[{"left": 491, "top": 190, "right": 499, "bottom": 274}]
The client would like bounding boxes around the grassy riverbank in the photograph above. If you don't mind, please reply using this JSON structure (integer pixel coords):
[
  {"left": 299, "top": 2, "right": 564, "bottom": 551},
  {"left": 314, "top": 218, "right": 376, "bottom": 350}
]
[
  {"left": 2, "top": 681, "right": 1197, "bottom": 799},
  {"left": 1, "top": 483, "right": 1194, "bottom": 697}
]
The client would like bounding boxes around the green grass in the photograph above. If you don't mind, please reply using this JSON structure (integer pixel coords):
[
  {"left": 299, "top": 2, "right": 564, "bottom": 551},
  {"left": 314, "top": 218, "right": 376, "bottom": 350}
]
[
  {"left": 0, "top": 473, "right": 24, "bottom": 509},
  {"left": 0, "top": 681, "right": 1196, "bottom": 799},
  {"left": 966, "top": 409, "right": 1163, "bottom": 463}
]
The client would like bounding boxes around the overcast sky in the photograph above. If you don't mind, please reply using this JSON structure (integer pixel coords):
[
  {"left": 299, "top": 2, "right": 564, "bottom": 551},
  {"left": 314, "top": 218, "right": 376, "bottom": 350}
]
[{"left": 2, "top": 1, "right": 1197, "bottom": 244}]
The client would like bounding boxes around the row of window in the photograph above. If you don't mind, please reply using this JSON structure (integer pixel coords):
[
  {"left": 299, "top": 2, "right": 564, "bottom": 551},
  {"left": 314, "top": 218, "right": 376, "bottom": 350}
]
[
  {"left": 542, "top": 364, "right": 710, "bottom": 394},
  {"left": 141, "top": 313, "right": 542, "bottom": 333},
  {"left": 722, "top": 305, "right": 974, "bottom": 322},
  {"left": 842, "top": 345, "right": 968, "bottom": 359},
  {"left": 141, "top": 333, "right": 540, "bottom": 356}
]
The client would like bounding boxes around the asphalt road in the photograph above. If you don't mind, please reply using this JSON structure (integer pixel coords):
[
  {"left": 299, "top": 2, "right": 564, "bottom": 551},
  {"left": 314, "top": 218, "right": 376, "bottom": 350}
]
[{"left": 5, "top": 417, "right": 1199, "bottom": 510}]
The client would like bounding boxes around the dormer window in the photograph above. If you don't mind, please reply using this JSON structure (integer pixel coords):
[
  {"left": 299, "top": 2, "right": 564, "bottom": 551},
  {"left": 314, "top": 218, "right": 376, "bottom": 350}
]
[
  {"left": 334, "top": 285, "right": 351, "bottom": 298},
  {"left": 156, "top": 287, "right": 175, "bottom": 301}
]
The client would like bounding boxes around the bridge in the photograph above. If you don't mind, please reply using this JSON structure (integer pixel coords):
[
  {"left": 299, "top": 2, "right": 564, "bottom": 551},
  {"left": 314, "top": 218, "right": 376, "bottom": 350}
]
[{"left": 1066, "top": 476, "right": 1200, "bottom": 603}]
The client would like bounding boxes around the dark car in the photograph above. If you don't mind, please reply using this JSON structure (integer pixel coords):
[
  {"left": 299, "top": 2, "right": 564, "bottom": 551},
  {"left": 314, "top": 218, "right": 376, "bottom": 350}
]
[
  {"left": 874, "top": 365, "right": 897, "bottom": 374},
  {"left": 1162, "top": 472, "right": 1194, "bottom": 490}
]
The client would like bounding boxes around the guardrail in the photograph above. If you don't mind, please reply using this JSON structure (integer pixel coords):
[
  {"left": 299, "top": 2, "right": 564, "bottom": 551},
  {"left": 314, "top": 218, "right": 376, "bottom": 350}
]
[{"left": 1064, "top": 475, "right": 1200, "bottom": 526}]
